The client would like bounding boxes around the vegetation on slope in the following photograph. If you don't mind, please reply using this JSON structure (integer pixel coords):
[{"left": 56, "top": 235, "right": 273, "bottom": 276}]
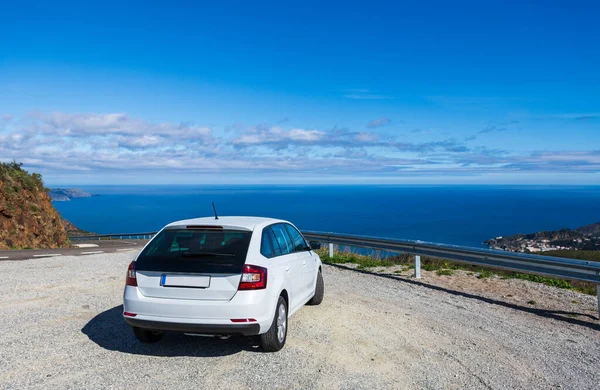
[{"left": 0, "top": 161, "right": 70, "bottom": 249}]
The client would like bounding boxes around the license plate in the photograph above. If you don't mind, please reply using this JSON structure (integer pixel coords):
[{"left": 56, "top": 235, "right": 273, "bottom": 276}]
[{"left": 160, "top": 274, "right": 211, "bottom": 288}]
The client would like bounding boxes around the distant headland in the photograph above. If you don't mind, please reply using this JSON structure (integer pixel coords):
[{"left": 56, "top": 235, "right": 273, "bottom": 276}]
[
  {"left": 485, "top": 222, "right": 600, "bottom": 252},
  {"left": 49, "top": 188, "right": 93, "bottom": 201}
]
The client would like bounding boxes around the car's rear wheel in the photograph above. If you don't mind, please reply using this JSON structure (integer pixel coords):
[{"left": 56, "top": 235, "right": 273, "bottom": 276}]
[
  {"left": 133, "top": 327, "right": 164, "bottom": 343},
  {"left": 307, "top": 269, "right": 324, "bottom": 305},
  {"left": 259, "top": 296, "right": 287, "bottom": 352}
]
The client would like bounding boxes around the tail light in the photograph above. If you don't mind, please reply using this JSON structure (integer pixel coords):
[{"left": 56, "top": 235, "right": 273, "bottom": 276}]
[
  {"left": 126, "top": 261, "right": 137, "bottom": 286},
  {"left": 238, "top": 264, "right": 267, "bottom": 290}
]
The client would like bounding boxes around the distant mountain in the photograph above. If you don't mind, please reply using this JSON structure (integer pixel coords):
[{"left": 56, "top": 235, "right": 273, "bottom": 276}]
[
  {"left": 485, "top": 222, "right": 600, "bottom": 252},
  {"left": 49, "top": 188, "right": 92, "bottom": 201}
]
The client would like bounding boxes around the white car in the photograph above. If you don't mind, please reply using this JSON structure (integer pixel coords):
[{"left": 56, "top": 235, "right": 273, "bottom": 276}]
[{"left": 123, "top": 216, "right": 324, "bottom": 352}]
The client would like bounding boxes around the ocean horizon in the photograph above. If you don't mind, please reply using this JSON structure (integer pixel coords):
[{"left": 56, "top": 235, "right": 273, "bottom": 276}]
[{"left": 52, "top": 185, "right": 600, "bottom": 248}]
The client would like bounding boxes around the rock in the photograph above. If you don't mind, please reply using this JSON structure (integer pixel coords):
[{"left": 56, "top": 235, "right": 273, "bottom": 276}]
[{"left": 0, "top": 162, "right": 71, "bottom": 249}]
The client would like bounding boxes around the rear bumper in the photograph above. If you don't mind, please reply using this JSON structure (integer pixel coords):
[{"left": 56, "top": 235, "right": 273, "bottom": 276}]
[
  {"left": 123, "top": 285, "right": 275, "bottom": 334},
  {"left": 124, "top": 317, "right": 261, "bottom": 336}
]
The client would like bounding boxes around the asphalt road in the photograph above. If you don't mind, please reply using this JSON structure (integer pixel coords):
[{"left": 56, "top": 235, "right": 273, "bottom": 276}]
[{"left": 0, "top": 240, "right": 147, "bottom": 261}]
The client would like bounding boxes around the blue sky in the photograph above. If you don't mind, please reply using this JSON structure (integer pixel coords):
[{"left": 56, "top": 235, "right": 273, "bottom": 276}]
[{"left": 1, "top": 0, "right": 599, "bottom": 184}]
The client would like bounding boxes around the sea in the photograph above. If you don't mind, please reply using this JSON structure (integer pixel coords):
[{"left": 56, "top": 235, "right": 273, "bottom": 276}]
[{"left": 53, "top": 185, "right": 600, "bottom": 248}]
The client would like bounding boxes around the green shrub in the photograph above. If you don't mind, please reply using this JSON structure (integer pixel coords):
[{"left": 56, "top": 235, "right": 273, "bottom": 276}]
[
  {"left": 0, "top": 161, "right": 45, "bottom": 193},
  {"left": 502, "top": 273, "right": 573, "bottom": 289}
]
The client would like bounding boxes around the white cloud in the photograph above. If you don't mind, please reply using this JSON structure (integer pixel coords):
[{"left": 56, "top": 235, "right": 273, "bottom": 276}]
[
  {"left": 354, "top": 132, "right": 379, "bottom": 142},
  {"left": 117, "top": 135, "right": 165, "bottom": 148},
  {"left": 367, "top": 118, "right": 392, "bottom": 128},
  {"left": 232, "top": 126, "right": 325, "bottom": 147},
  {"left": 288, "top": 129, "right": 324, "bottom": 141},
  {"left": 29, "top": 112, "right": 213, "bottom": 141},
  {"left": 1, "top": 111, "right": 599, "bottom": 181}
]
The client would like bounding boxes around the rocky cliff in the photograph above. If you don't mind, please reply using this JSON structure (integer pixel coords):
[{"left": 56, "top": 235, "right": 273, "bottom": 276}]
[{"left": 0, "top": 162, "right": 70, "bottom": 249}]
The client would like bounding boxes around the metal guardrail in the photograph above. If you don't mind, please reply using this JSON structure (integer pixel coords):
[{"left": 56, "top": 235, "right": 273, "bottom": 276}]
[
  {"left": 302, "top": 231, "right": 600, "bottom": 284},
  {"left": 69, "top": 232, "right": 157, "bottom": 240},
  {"left": 301, "top": 231, "right": 600, "bottom": 318},
  {"left": 70, "top": 230, "right": 600, "bottom": 316}
]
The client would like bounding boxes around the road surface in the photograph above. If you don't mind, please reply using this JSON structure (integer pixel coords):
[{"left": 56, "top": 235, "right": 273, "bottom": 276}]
[{"left": 0, "top": 240, "right": 147, "bottom": 261}]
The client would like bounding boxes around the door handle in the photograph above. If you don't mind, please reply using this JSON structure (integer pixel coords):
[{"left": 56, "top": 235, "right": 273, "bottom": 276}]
[
  {"left": 285, "top": 266, "right": 290, "bottom": 272},
  {"left": 302, "top": 261, "right": 306, "bottom": 266}
]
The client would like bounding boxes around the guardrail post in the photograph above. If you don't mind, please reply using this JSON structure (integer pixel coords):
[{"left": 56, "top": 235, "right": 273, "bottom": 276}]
[
  {"left": 329, "top": 243, "right": 334, "bottom": 258},
  {"left": 414, "top": 255, "right": 421, "bottom": 279},
  {"left": 597, "top": 285, "right": 600, "bottom": 320}
]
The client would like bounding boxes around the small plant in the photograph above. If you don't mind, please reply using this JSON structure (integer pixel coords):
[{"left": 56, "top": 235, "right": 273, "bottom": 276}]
[
  {"left": 421, "top": 263, "right": 442, "bottom": 271},
  {"left": 436, "top": 269, "right": 455, "bottom": 276},
  {"left": 394, "top": 270, "right": 402, "bottom": 274},
  {"left": 504, "top": 273, "right": 574, "bottom": 289},
  {"left": 477, "top": 270, "right": 493, "bottom": 279},
  {"left": 321, "top": 250, "right": 395, "bottom": 269},
  {"left": 527, "top": 300, "right": 537, "bottom": 305}
]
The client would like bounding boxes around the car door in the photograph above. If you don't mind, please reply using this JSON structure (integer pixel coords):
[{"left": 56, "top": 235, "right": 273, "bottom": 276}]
[
  {"left": 283, "top": 223, "right": 315, "bottom": 302},
  {"left": 269, "top": 223, "right": 304, "bottom": 310}
]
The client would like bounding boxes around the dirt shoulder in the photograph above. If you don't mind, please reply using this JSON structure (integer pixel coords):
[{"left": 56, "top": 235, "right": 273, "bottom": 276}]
[{"left": 343, "top": 262, "right": 599, "bottom": 326}]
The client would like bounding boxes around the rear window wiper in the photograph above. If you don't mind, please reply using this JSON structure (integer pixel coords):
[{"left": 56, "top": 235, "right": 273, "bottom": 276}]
[{"left": 181, "top": 252, "right": 235, "bottom": 258}]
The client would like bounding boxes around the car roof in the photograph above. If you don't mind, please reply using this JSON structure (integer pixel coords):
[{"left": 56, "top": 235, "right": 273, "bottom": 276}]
[{"left": 164, "top": 216, "right": 286, "bottom": 231}]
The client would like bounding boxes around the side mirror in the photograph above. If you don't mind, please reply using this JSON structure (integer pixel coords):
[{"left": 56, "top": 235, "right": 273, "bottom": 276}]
[{"left": 309, "top": 241, "right": 322, "bottom": 250}]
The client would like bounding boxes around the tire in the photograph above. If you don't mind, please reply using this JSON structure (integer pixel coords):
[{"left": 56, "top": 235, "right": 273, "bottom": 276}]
[
  {"left": 259, "top": 296, "right": 288, "bottom": 352},
  {"left": 133, "top": 326, "right": 164, "bottom": 343},
  {"left": 307, "top": 269, "right": 324, "bottom": 305}
]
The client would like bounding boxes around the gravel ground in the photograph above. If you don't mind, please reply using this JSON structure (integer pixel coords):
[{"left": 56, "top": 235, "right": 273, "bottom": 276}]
[{"left": 1, "top": 252, "right": 599, "bottom": 389}]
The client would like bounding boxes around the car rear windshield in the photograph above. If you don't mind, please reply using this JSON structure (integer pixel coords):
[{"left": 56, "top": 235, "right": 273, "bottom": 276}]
[{"left": 135, "top": 228, "right": 251, "bottom": 273}]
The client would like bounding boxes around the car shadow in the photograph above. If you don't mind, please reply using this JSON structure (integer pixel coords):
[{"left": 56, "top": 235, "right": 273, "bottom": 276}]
[
  {"left": 81, "top": 305, "right": 263, "bottom": 356},
  {"left": 325, "top": 262, "right": 600, "bottom": 331}
]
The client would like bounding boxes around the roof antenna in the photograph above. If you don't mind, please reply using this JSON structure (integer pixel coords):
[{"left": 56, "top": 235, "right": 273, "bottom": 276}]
[{"left": 212, "top": 202, "right": 219, "bottom": 220}]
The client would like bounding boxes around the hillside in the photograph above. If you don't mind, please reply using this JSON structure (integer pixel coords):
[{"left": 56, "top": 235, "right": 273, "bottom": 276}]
[
  {"left": 0, "top": 162, "right": 70, "bottom": 249},
  {"left": 62, "top": 218, "right": 92, "bottom": 237},
  {"left": 485, "top": 222, "right": 600, "bottom": 252}
]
